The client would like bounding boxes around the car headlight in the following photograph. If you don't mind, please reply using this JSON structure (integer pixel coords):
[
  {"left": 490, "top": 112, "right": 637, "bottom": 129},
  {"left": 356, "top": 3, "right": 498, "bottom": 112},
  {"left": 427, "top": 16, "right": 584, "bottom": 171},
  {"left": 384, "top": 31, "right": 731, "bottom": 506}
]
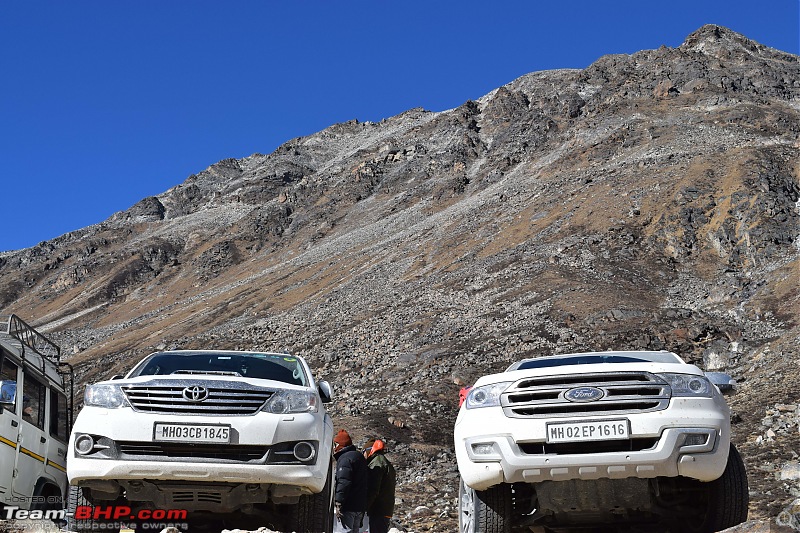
[
  {"left": 84, "top": 384, "right": 129, "bottom": 408},
  {"left": 659, "top": 373, "right": 713, "bottom": 397},
  {"left": 263, "top": 390, "right": 319, "bottom": 414},
  {"left": 465, "top": 382, "right": 512, "bottom": 409}
]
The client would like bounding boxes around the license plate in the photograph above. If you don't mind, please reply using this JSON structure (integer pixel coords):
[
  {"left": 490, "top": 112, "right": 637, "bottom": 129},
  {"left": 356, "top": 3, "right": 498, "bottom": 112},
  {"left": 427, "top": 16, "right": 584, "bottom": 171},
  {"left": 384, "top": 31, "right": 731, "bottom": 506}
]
[
  {"left": 153, "top": 423, "right": 231, "bottom": 443},
  {"left": 546, "top": 419, "right": 629, "bottom": 443}
]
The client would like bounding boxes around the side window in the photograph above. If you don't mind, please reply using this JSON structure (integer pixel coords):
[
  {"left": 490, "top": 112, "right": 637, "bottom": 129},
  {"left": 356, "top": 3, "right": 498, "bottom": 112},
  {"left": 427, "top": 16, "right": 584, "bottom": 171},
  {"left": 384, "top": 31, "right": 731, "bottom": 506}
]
[
  {"left": 49, "top": 389, "right": 68, "bottom": 442},
  {"left": 22, "top": 373, "right": 46, "bottom": 430},
  {"left": 0, "top": 357, "right": 18, "bottom": 413}
]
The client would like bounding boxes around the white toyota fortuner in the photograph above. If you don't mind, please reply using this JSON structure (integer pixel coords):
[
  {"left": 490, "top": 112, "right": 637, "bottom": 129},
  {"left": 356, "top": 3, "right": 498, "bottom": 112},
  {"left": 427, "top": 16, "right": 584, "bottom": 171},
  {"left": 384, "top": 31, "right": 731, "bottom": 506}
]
[{"left": 67, "top": 350, "right": 334, "bottom": 533}]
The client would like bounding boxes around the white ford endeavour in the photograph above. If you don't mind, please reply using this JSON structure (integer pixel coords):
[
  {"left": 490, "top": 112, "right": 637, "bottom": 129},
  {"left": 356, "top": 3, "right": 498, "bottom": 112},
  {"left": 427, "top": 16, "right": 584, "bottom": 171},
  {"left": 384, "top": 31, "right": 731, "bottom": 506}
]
[
  {"left": 454, "top": 351, "right": 748, "bottom": 533},
  {"left": 67, "top": 350, "right": 334, "bottom": 533}
]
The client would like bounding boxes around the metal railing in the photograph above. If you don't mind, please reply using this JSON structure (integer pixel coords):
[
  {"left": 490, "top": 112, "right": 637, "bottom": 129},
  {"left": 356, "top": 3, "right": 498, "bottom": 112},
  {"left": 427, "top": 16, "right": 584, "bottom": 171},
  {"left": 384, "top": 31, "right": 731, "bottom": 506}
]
[
  {"left": 0, "top": 314, "right": 61, "bottom": 362},
  {"left": 0, "top": 314, "right": 74, "bottom": 430}
]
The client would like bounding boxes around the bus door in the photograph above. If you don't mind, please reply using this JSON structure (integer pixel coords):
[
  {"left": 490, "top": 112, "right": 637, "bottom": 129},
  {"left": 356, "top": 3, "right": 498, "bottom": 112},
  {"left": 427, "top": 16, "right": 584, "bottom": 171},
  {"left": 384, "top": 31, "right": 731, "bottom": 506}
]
[
  {"left": 44, "top": 387, "right": 69, "bottom": 493},
  {"left": 12, "top": 370, "right": 48, "bottom": 504},
  {"left": 0, "top": 356, "right": 20, "bottom": 502}
]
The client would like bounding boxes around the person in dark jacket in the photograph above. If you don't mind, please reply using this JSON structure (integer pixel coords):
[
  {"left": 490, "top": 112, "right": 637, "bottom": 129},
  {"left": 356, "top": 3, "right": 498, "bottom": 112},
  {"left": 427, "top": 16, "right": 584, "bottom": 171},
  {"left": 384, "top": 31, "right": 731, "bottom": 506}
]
[
  {"left": 362, "top": 438, "right": 397, "bottom": 533},
  {"left": 333, "top": 429, "right": 368, "bottom": 533}
]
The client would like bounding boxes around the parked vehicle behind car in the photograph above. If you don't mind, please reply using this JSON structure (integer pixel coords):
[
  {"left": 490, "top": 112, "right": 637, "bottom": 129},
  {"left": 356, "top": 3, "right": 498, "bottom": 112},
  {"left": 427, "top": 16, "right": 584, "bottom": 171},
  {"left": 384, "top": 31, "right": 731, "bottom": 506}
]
[
  {"left": 454, "top": 350, "right": 748, "bottom": 532},
  {"left": 0, "top": 314, "right": 73, "bottom": 520},
  {"left": 67, "top": 350, "right": 334, "bottom": 532}
]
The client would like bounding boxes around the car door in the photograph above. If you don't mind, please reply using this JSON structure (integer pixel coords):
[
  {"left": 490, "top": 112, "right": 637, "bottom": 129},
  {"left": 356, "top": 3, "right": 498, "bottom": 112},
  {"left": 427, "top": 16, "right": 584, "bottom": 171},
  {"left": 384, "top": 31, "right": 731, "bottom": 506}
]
[
  {"left": 12, "top": 370, "right": 48, "bottom": 504},
  {"left": 0, "top": 356, "right": 20, "bottom": 503}
]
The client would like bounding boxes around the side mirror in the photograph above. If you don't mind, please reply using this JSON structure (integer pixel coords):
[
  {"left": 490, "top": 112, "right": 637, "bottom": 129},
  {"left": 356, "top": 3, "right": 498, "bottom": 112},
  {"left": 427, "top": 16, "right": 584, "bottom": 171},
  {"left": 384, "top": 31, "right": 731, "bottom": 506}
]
[
  {"left": 705, "top": 372, "right": 736, "bottom": 394},
  {"left": 0, "top": 380, "right": 17, "bottom": 405},
  {"left": 111, "top": 375, "right": 124, "bottom": 380},
  {"left": 318, "top": 380, "right": 333, "bottom": 404}
]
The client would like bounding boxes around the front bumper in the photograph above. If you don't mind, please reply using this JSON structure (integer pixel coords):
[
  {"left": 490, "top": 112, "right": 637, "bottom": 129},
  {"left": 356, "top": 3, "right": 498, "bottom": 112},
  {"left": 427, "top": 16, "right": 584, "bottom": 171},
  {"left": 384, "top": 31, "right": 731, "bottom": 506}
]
[
  {"left": 455, "top": 398, "right": 730, "bottom": 491},
  {"left": 67, "top": 406, "right": 333, "bottom": 495}
]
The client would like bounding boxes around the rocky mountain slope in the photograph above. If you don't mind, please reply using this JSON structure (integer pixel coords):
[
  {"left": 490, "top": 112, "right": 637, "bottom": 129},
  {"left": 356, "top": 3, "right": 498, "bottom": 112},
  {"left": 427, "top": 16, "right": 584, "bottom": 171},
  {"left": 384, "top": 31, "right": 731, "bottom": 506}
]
[{"left": 1, "top": 24, "right": 798, "bottom": 531}]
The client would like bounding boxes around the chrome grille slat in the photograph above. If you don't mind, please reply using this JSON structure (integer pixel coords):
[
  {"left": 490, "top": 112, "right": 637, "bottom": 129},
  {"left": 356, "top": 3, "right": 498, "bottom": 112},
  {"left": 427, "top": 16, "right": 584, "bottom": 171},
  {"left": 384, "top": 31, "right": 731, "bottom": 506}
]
[
  {"left": 129, "top": 398, "right": 264, "bottom": 407},
  {"left": 503, "top": 372, "right": 671, "bottom": 418},
  {"left": 126, "top": 397, "right": 267, "bottom": 405},
  {"left": 126, "top": 389, "right": 269, "bottom": 397},
  {"left": 122, "top": 384, "right": 274, "bottom": 415}
]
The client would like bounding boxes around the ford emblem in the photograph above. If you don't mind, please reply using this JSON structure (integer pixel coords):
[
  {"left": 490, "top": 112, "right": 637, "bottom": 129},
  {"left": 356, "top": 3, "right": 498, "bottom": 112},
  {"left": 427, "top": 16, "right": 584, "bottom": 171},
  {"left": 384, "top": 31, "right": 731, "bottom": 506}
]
[{"left": 564, "top": 386, "right": 604, "bottom": 402}]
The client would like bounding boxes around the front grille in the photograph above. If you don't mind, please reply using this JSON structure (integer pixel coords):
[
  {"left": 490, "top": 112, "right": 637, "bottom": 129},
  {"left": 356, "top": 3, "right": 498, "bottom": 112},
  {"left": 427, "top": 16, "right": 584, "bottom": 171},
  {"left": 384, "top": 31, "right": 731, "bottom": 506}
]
[
  {"left": 519, "top": 438, "right": 659, "bottom": 455},
  {"left": 123, "top": 384, "right": 273, "bottom": 415},
  {"left": 503, "top": 372, "right": 670, "bottom": 418},
  {"left": 117, "top": 441, "right": 268, "bottom": 463}
]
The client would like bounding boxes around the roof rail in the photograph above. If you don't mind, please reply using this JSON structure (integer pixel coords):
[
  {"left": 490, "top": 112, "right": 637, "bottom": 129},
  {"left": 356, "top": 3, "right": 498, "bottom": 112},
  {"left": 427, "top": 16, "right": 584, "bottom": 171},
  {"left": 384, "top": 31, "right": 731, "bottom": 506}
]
[{"left": 0, "top": 314, "right": 61, "bottom": 362}]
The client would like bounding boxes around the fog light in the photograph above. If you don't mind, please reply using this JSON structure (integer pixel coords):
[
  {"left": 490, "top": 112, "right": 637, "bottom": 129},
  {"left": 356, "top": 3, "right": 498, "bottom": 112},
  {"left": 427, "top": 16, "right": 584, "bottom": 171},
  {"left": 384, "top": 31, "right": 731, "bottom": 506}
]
[
  {"left": 293, "top": 441, "right": 316, "bottom": 462},
  {"left": 74, "top": 434, "right": 95, "bottom": 455},
  {"left": 683, "top": 433, "right": 708, "bottom": 447},
  {"left": 471, "top": 443, "right": 496, "bottom": 455}
]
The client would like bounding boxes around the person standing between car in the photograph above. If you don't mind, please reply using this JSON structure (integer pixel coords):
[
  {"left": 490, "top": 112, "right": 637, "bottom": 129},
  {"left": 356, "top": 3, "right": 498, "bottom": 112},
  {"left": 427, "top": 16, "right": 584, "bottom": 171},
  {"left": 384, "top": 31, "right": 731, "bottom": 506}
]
[
  {"left": 333, "top": 429, "right": 368, "bottom": 533},
  {"left": 362, "top": 438, "right": 397, "bottom": 533}
]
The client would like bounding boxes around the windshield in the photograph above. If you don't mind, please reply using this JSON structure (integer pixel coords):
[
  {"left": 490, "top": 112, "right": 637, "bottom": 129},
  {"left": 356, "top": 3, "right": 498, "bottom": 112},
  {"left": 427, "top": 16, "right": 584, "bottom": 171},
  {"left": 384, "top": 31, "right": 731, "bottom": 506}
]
[
  {"left": 128, "top": 351, "right": 308, "bottom": 386},
  {"left": 509, "top": 352, "right": 682, "bottom": 371}
]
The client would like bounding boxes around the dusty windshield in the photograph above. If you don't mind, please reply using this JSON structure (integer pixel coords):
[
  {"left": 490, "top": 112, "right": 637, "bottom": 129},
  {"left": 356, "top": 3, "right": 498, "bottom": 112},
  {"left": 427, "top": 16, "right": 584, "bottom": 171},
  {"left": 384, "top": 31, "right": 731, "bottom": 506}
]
[
  {"left": 509, "top": 352, "right": 682, "bottom": 371},
  {"left": 128, "top": 351, "right": 308, "bottom": 386}
]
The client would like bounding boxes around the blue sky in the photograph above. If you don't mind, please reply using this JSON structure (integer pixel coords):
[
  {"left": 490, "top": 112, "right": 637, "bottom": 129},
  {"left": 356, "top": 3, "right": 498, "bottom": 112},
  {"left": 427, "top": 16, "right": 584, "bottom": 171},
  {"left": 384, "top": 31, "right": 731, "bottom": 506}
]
[{"left": 1, "top": 1, "right": 798, "bottom": 252}]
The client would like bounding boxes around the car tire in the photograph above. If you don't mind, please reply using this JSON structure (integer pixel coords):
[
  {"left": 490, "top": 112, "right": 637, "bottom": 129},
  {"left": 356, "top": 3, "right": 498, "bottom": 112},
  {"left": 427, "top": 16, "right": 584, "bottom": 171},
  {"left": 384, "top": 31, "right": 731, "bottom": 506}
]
[
  {"left": 31, "top": 481, "right": 63, "bottom": 511},
  {"left": 459, "top": 477, "right": 512, "bottom": 533},
  {"left": 65, "top": 486, "right": 121, "bottom": 533},
  {"left": 700, "top": 442, "right": 749, "bottom": 531},
  {"left": 32, "top": 482, "right": 66, "bottom": 528},
  {"left": 289, "top": 460, "right": 334, "bottom": 533},
  {"left": 679, "top": 442, "right": 749, "bottom": 533}
]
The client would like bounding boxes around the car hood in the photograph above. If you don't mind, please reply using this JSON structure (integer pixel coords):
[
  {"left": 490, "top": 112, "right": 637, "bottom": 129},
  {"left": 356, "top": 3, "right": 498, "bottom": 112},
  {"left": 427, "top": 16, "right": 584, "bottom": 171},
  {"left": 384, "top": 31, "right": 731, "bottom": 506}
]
[
  {"left": 473, "top": 361, "right": 704, "bottom": 388},
  {"left": 93, "top": 374, "right": 311, "bottom": 391}
]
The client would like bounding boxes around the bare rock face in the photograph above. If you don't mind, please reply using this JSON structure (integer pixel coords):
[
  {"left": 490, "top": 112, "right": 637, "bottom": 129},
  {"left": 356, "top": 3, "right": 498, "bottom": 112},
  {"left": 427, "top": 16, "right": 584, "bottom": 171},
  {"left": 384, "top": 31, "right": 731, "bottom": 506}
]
[
  {"left": 124, "top": 196, "right": 166, "bottom": 222},
  {"left": 0, "top": 24, "right": 799, "bottom": 531}
]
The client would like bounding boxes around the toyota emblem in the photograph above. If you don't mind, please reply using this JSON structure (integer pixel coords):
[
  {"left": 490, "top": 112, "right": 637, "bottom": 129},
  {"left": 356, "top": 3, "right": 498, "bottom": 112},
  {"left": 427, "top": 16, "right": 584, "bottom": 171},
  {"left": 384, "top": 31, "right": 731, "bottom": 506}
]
[{"left": 182, "top": 385, "right": 209, "bottom": 402}]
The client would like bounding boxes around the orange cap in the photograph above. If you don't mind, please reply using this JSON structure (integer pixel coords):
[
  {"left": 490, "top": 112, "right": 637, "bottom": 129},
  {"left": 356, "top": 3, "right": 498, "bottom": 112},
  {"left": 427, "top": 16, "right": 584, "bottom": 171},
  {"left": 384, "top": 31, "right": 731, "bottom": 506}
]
[{"left": 333, "top": 429, "right": 352, "bottom": 452}]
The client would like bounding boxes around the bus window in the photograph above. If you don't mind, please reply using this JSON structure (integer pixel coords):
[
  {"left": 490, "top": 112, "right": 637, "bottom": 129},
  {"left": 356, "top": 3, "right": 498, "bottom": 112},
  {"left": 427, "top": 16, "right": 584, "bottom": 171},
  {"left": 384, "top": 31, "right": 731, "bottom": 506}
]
[
  {"left": 1, "top": 357, "right": 18, "bottom": 413},
  {"left": 49, "top": 389, "right": 68, "bottom": 442},
  {"left": 23, "top": 373, "right": 46, "bottom": 430}
]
